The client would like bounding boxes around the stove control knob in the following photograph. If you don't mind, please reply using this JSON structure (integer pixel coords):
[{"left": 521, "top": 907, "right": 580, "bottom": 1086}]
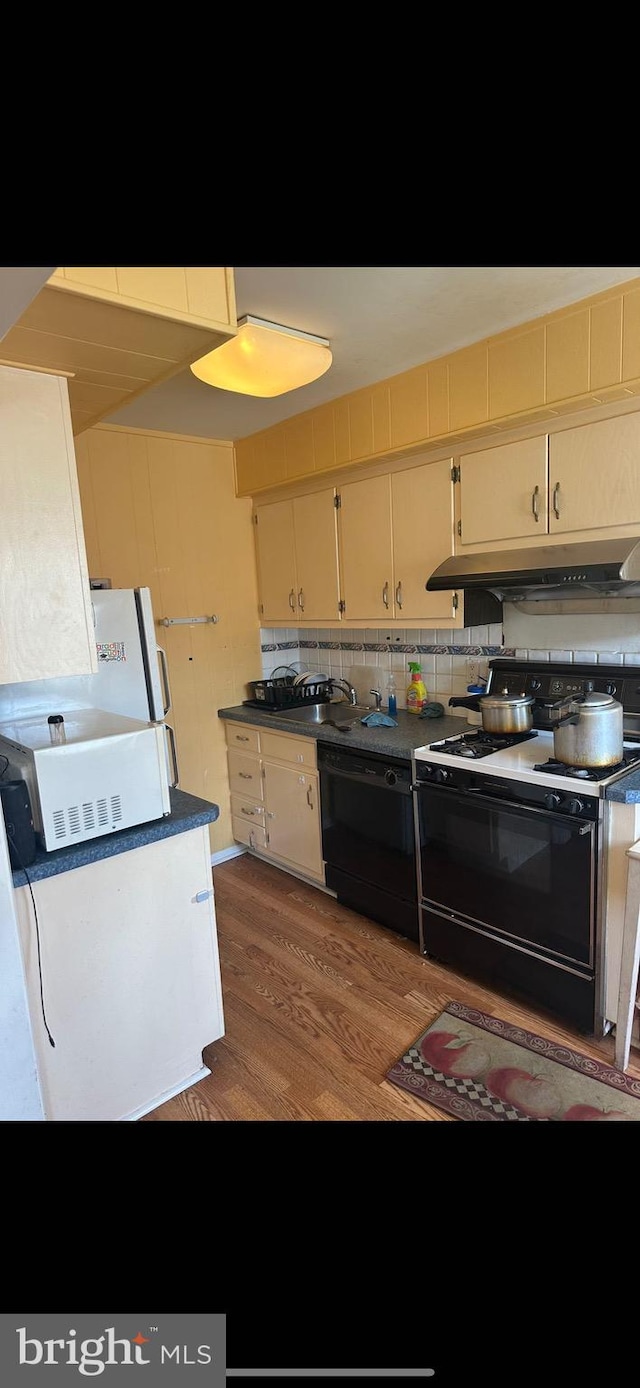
[
  {"left": 385, "top": 769, "right": 397, "bottom": 786},
  {"left": 544, "top": 791, "right": 562, "bottom": 810},
  {"left": 431, "top": 767, "right": 449, "bottom": 783},
  {"left": 530, "top": 678, "right": 542, "bottom": 691},
  {"left": 606, "top": 682, "right": 617, "bottom": 696},
  {"left": 565, "top": 797, "right": 585, "bottom": 816}
]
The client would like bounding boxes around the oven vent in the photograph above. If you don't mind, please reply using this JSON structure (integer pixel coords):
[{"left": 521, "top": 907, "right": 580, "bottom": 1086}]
[{"left": 50, "top": 795, "right": 124, "bottom": 841}]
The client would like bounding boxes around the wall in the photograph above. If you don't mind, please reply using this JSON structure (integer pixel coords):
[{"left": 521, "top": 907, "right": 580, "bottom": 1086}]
[{"left": 75, "top": 425, "right": 261, "bottom": 856}]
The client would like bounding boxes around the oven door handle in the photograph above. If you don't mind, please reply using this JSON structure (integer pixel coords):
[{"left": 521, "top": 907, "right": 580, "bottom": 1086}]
[{"left": 421, "top": 782, "right": 596, "bottom": 830}]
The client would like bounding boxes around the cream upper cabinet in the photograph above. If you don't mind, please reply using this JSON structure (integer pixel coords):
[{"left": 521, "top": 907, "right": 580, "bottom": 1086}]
[
  {"left": 0, "top": 364, "right": 96, "bottom": 684},
  {"left": 255, "top": 489, "right": 340, "bottom": 624},
  {"left": 254, "top": 499, "right": 297, "bottom": 623},
  {"left": 549, "top": 414, "right": 640, "bottom": 535},
  {"left": 292, "top": 491, "right": 340, "bottom": 620},
  {"left": 339, "top": 475, "right": 394, "bottom": 619},
  {"left": 49, "top": 266, "right": 236, "bottom": 331},
  {"left": 391, "top": 460, "right": 460, "bottom": 624},
  {"left": 339, "top": 463, "right": 462, "bottom": 625},
  {"left": 458, "top": 436, "right": 549, "bottom": 547}
]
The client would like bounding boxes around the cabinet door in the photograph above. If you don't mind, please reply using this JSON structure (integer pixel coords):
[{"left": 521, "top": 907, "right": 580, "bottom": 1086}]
[
  {"left": 549, "top": 414, "right": 640, "bottom": 535},
  {"left": 264, "top": 763, "right": 322, "bottom": 877},
  {"left": 459, "top": 436, "right": 548, "bottom": 547},
  {"left": 292, "top": 489, "right": 340, "bottom": 621},
  {"left": 391, "top": 460, "right": 460, "bottom": 625},
  {"left": 339, "top": 474, "right": 393, "bottom": 619},
  {"left": 254, "top": 499, "right": 297, "bottom": 623},
  {"left": 0, "top": 364, "right": 96, "bottom": 683}
]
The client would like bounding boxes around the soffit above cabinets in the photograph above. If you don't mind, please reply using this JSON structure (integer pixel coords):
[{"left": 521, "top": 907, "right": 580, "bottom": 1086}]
[{"left": 0, "top": 267, "right": 237, "bottom": 435}]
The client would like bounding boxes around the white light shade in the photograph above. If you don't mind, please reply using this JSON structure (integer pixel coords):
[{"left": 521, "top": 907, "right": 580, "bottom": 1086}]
[{"left": 189, "top": 315, "right": 332, "bottom": 397}]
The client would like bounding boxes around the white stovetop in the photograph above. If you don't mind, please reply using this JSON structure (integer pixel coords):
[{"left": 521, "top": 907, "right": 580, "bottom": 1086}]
[{"left": 414, "top": 729, "right": 638, "bottom": 797}]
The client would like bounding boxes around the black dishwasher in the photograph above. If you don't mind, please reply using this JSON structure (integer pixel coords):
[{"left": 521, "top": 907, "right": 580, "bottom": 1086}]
[{"left": 318, "top": 744, "right": 419, "bottom": 942}]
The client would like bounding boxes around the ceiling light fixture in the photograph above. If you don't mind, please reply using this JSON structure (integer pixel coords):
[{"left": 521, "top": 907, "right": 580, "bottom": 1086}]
[{"left": 189, "top": 315, "right": 332, "bottom": 398}]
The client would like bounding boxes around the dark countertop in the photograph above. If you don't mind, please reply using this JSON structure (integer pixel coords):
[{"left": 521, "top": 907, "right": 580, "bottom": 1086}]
[
  {"left": 605, "top": 770, "right": 640, "bottom": 803},
  {"left": 12, "top": 787, "right": 219, "bottom": 888},
  {"left": 218, "top": 704, "right": 467, "bottom": 760}
]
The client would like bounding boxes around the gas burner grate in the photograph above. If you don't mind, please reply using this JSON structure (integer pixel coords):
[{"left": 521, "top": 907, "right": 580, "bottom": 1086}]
[
  {"left": 429, "top": 730, "right": 538, "bottom": 759},
  {"left": 533, "top": 751, "right": 640, "bottom": 782}
]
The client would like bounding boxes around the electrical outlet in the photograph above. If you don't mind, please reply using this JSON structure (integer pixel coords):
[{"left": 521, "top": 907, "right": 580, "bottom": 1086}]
[{"left": 467, "top": 657, "right": 480, "bottom": 686}]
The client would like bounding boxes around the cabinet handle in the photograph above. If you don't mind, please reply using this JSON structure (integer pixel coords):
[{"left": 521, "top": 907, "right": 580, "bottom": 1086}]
[
  {"left": 382, "top": 581, "right": 390, "bottom": 609},
  {"left": 532, "top": 485, "right": 540, "bottom": 522},
  {"left": 236, "top": 735, "right": 250, "bottom": 743},
  {"left": 249, "top": 830, "right": 256, "bottom": 849},
  {"left": 289, "top": 589, "right": 296, "bottom": 612},
  {"left": 241, "top": 806, "right": 262, "bottom": 817},
  {"left": 306, "top": 784, "right": 314, "bottom": 810},
  {"left": 298, "top": 588, "right": 305, "bottom": 612},
  {"left": 395, "top": 581, "right": 403, "bottom": 609},
  {"left": 553, "top": 482, "right": 561, "bottom": 519},
  {"left": 238, "top": 771, "right": 253, "bottom": 779}
]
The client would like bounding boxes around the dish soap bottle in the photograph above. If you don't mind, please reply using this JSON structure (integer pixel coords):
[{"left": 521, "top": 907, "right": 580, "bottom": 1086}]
[
  {"left": 406, "top": 662, "right": 427, "bottom": 713},
  {"left": 386, "top": 673, "right": 397, "bottom": 717}
]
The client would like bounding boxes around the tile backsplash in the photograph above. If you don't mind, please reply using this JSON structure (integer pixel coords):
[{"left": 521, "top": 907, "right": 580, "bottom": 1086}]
[
  {"left": 260, "top": 625, "right": 506, "bottom": 712},
  {"left": 259, "top": 616, "right": 640, "bottom": 713}
]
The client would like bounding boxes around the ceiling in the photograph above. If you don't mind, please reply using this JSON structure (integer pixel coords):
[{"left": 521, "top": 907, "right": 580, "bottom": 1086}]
[{"left": 105, "top": 266, "right": 640, "bottom": 442}]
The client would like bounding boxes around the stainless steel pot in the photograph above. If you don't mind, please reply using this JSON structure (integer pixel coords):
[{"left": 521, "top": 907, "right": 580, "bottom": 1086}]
[
  {"left": 449, "top": 691, "right": 535, "bottom": 734},
  {"left": 551, "top": 692, "right": 624, "bottom": 768}
]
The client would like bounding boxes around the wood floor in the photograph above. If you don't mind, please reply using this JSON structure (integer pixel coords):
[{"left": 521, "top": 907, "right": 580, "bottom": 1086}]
[{"left": 143, "top": 852, "right": 640, "bottom": 1120}]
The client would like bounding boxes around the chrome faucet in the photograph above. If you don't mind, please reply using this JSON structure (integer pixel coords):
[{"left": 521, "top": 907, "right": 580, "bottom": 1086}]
[
  {"left": 370, "top": 688, "right": 382, "bottom": 711},
  {"left": 328, "top": 677, "right": 358, "bottom": 706}
]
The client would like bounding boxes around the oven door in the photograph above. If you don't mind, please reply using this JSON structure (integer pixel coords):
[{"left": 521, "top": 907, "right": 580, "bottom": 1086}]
[{"left": 418, "top": 783, "right": 596, "bottom": 966}]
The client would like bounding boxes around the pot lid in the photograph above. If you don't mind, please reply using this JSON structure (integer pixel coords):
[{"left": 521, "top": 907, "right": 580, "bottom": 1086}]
[
  {"left": 577, "top": 691, "right": 620, "bottom": 710},
  {"left": 482, "top": 692, "right": 535, "bottom": 709}
]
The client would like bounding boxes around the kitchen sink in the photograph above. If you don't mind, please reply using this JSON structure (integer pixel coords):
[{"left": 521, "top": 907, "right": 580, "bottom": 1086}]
[{"left": 274, "top": 702, "right": 373, "bottom": 725}]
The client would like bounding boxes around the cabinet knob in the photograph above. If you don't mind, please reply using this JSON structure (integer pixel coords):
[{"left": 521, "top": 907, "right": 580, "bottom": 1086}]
[{"left": 194, "top": 889, "right": 213, "bottom": 903}]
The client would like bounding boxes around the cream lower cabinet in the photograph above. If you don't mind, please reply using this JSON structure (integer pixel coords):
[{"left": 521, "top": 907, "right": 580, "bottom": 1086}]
[
  {"left": 339, "top": 459, "right": 462, "bottom": 626},
  {"left": 254, "top": 489, "right": 340, "bottom": 624},
  {"left": 226, "top": 722, "right": 323, "bottom": 882},
  {"left": 14, "top": 828, "right": 224, "bottom": 1122},
  {"left": 0, "top": 363, "right": 96, "bottom": 683}
]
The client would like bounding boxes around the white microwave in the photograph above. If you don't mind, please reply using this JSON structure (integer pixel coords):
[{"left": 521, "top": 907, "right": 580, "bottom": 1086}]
[{"left": 0, "top": 709, "right": 170, "bottom": 850}]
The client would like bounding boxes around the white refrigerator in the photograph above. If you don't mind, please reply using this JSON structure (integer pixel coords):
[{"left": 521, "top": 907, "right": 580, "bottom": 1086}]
[
  {"left": 0, "top": 588, "right": 179, "bottom": 788},
  {"left": 90, "top": 588, "right": 179, "bottom": 787}
]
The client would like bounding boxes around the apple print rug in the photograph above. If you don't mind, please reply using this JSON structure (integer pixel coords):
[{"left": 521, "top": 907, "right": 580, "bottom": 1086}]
[{"left": 386, "top": 1001, "right": 640, "bottom": 1120}]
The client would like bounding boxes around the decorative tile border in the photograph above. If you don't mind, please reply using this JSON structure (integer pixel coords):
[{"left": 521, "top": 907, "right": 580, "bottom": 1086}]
[{"left": 260, "top": 639, "right": 511, "bottom": 656}]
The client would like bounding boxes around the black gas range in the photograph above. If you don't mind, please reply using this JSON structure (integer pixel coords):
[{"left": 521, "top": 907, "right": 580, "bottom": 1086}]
[{"left": 412, "top": 657, "right": 640, "bottom": 1037}]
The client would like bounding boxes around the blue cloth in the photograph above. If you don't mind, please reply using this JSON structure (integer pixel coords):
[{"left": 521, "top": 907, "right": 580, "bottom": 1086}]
[{"left": 360, "top": 712, "right": 398, "bottom": 727}]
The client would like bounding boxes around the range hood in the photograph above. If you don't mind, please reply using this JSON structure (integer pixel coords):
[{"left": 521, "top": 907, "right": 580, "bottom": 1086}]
[{"left": 426, "top": 538, "right": 640, "bottom": 603}]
